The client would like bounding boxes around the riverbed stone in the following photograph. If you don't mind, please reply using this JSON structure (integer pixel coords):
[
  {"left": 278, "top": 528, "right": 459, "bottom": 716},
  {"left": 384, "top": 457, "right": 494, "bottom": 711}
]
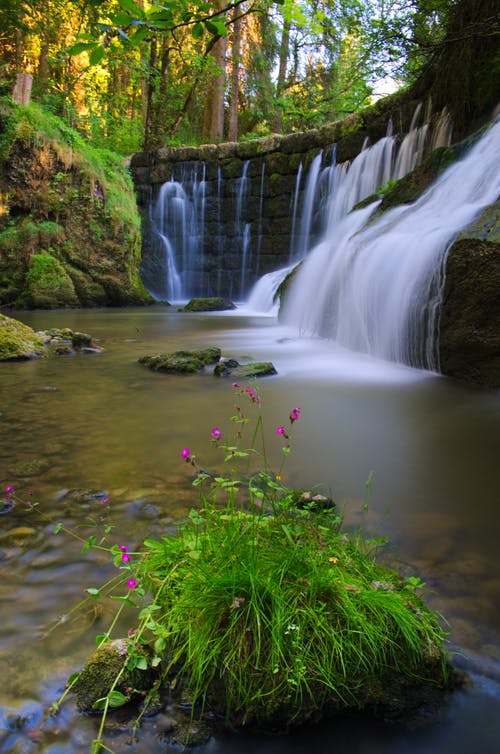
[{"left": 219, "top": 361, "right": 277, "bottom": 378}]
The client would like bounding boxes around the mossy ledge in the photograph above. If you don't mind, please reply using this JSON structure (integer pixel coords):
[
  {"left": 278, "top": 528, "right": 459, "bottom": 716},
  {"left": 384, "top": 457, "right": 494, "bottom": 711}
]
[{"left": 0, "top": 98, "right": 153, "bottom": 309}]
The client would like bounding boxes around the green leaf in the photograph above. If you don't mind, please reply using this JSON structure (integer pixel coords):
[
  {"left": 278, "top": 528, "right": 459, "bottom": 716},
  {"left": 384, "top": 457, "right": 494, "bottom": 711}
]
[
  {"left": 67, "top": 42, "right": 97, "bottom": 55},
  {"left": 151, "top": 655, "right": 162, "bottom": 667},
  {"left": 143, "top": 538, "right": 164, "bottom": 550},
  {"left": 107, "top": 690, "right": 128, "bottom": 707},
  {"left": 89, "top": 45, "right": 106, "bottom": 65},
  {"left": 111, "top": 595, "right": 136, "bottom": 606},
  {"left": 130, "top": 27, "right": 150, "bottom": 44},
  {"left": 135, "top": 656, "right": 148, "bottom": 670},
  {"left": 95, "top": 634, "right": 109, "bottom": 645},
  {"left": 118, "top": 0, "right": 143, "bottom": 15},
  {"left": 86, "top": 587, "right": 100, "bottom": 598},
  {"left": 191, "top": 22, "right": 204, "bottom": 39},
  {"left": 81, "top": 535, "right": 96, "bottom": 553},
  {"left": 154, "top": 636, "right": 166, "bottom": 654},
  {"left": 204, "top": 19, "right": 223, "bottom": 36},
  {"left": 109, "top": 11, "right": 133, "bottom": 26},
  {"left": 67, "top": 671, "right": 80, "bottom": 685},
  {"left": 53, "top": 522, "right": 62, "bottom": 534}
]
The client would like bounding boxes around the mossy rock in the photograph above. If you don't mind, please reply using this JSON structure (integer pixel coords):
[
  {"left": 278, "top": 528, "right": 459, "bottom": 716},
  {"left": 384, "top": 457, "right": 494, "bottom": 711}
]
[
  {"left": 20, "top": 252, "right": 79, "bottom": 309},
  {"left": 216, "top": 361, "right": 277, "bottom": 378},
  {"left": 74, "top": 639, "right": 156, "bottom": 713},
  {"left": 181, "top": 297, "right": 236, "bottom": 312},
  {"left": 71, "top": 331, "right": 92, "bottom": 348},
  {"left": 0, "top": 313, "right": 45, "bottom": 360},
  {"left": 139, "top": 347, "right": 222, "bottom": 374}
]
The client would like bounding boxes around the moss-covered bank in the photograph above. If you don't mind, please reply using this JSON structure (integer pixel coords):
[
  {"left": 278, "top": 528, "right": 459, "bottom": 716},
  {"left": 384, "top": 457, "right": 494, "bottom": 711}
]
[{"left": 0, "top": 98, "right": 153, "bottom": 309}]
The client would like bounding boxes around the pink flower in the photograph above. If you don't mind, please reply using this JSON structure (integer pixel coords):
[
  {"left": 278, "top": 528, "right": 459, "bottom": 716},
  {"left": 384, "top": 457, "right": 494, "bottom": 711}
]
[
  {"left": 101, "top": 496, "right": 109, "bottom": 505},
  {"left": 5, "top": 485, "right": 14, "bottom": 495},
  {"left": 210, "top": 427, "right": 222, "bottom": 440},
  {"left": 118, "top": 545, "right": 128, "bottom": 552},
  {"left": 121, "top": 553, "right": 130, "bottom": 563},
  {"left": 290, "top": 407, "right": 301, "bottom": 423},
  {"left": 276, "top": 426, "right": 285, "bottom": 435},
  {"left": 232, "top": 382, "right": 239, "bottom": 388},
  {"left": 181, "top": 448, "right": 191, "bottom": 461},
  {"left": 127, "top": 578, "right": 137, "bottom": 590}
]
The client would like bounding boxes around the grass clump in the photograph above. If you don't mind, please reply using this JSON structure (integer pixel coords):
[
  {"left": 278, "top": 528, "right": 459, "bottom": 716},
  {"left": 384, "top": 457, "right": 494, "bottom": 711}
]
[{"left": 138, "top": 488, "right": 447, "bottom": 727}]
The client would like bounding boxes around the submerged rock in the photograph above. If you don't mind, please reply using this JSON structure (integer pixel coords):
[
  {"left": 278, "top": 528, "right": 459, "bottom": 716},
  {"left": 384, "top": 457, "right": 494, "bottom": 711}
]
[
  {"left": 216, "top": 361, "right": 277, "bottom": 379},
  {"left": 139, "top": 347, "right": 222, "bottom": 374},
  {"left": 181, "top": 297, "right": 236, "bottom": 312}
]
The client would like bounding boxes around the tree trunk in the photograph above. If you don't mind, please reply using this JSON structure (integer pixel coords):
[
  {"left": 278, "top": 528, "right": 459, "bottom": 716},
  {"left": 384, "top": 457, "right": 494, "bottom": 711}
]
[
  {"left": 202, "top": 2, "right": 227, "bottom": 143},
  {"left": 273, "top": 17, "right": 291, "bottom": 133},
  {"left": 228, "top": 10, "right": 242, "bottom": 142},
  {"left": 12, "top": 72, "right": 33, "bottom": 105}
]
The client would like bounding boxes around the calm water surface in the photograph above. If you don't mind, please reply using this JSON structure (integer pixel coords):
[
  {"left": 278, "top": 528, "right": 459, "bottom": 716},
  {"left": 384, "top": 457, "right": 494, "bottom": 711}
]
[{"left": 1, "top": 306, "right": 499, "bottom": 753}]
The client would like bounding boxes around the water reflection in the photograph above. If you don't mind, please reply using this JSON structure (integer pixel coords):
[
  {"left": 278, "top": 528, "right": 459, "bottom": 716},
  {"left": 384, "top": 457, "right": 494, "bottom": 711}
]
[{"left": 1, "top": 307, "right": 499, "bottom": 753}]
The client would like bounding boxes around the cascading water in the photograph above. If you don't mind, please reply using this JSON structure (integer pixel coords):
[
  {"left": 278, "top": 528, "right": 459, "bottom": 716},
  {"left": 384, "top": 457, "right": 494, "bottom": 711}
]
[
  {"left": 282, "top": 119, "right": 500, "bottom": 370},
  {"left": 151, "top": 163, "right": 207, "bottom": 300},
  {"left": 247, "top": 121, "right": 417, "bottom": 313}
]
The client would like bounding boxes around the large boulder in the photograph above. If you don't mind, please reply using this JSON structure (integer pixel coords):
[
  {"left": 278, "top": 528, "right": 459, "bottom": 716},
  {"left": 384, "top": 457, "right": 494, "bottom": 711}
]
[
  {"left": 439, "top": 199, "right": 500, "bottom": 388},
  {"left": 0, "top": 313, "right": 44, "bottom": 360}
]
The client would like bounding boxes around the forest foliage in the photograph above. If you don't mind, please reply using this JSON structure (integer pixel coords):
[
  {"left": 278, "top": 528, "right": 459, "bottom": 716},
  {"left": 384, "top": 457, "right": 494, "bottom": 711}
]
[{"left": 0, "top": 0, "right": 474, "bottom": 153}]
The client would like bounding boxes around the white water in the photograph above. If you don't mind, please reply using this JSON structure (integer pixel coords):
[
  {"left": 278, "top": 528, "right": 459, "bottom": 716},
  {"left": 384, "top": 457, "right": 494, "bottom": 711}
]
[
  {"left": 282, "top": 119, "right": 500, "bottom": 369},
  {"left": 247, "top": 109, "right": 444, "bottom": 313}
]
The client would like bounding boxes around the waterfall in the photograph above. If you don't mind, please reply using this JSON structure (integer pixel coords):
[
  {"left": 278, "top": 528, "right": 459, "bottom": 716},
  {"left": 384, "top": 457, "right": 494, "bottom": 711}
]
[
  {"left": 151, "top": 163, "right": 207, "bottom": 300},
  {"left": 292, "top": 153, "right": 323, "bottom": 261},
  {"left": 246, "top": 263, "right": 296, "bottom": 314},
  {"left": 245, "top": 123, "right": 411, "bottom": 311},
  {"left": 235, "top": 161, "right": 251, "bottom": 299},
  {"left": 282, "top": 119, "right": 500, "bottom": 369}
]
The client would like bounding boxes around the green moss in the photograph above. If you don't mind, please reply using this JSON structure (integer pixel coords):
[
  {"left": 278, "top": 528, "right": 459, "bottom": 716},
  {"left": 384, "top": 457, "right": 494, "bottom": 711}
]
[
  {"left": 139, "top": 347, "right": 222, "bottom": 374},
  {"left": 0, "top": 313, "right": 45, "bottom": 360},
  {"left": 75, "top": 639, "right": 154, "bottom": 712},
  {"left": 0, "top": 97, "right": 153, "bottom": 309},
  {"left": 21, "top": 252, "right": 79, "bottom": 308},
  {"left": 181, "top": 297, "right": 236, "bottom": 312},
  {"left": 231, "top": 361, "right": 277, "bottom": 378}
]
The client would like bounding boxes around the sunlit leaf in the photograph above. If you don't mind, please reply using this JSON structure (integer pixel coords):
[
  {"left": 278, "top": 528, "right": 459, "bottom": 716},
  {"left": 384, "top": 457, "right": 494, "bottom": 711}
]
[
  {"left": 89, "top": 45, "right": 106, "bottom": 65},
  {"left": 118, "top": 0, "right": 143, "bottom": 16},
  {"left": 67, "top": 42, "right": 96, "bottom": 56}
]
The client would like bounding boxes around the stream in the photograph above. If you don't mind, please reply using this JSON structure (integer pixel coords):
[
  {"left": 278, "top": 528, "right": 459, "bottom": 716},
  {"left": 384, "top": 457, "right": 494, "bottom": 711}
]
[{"left": 1, "top": 306, "right": 499, "bottom": 753}]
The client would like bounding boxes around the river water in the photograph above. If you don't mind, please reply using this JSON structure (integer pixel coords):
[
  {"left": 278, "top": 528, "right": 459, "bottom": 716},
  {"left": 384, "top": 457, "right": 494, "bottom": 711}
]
[{"left": 1, "top": 306, "right": 499, "bottom": 754}]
